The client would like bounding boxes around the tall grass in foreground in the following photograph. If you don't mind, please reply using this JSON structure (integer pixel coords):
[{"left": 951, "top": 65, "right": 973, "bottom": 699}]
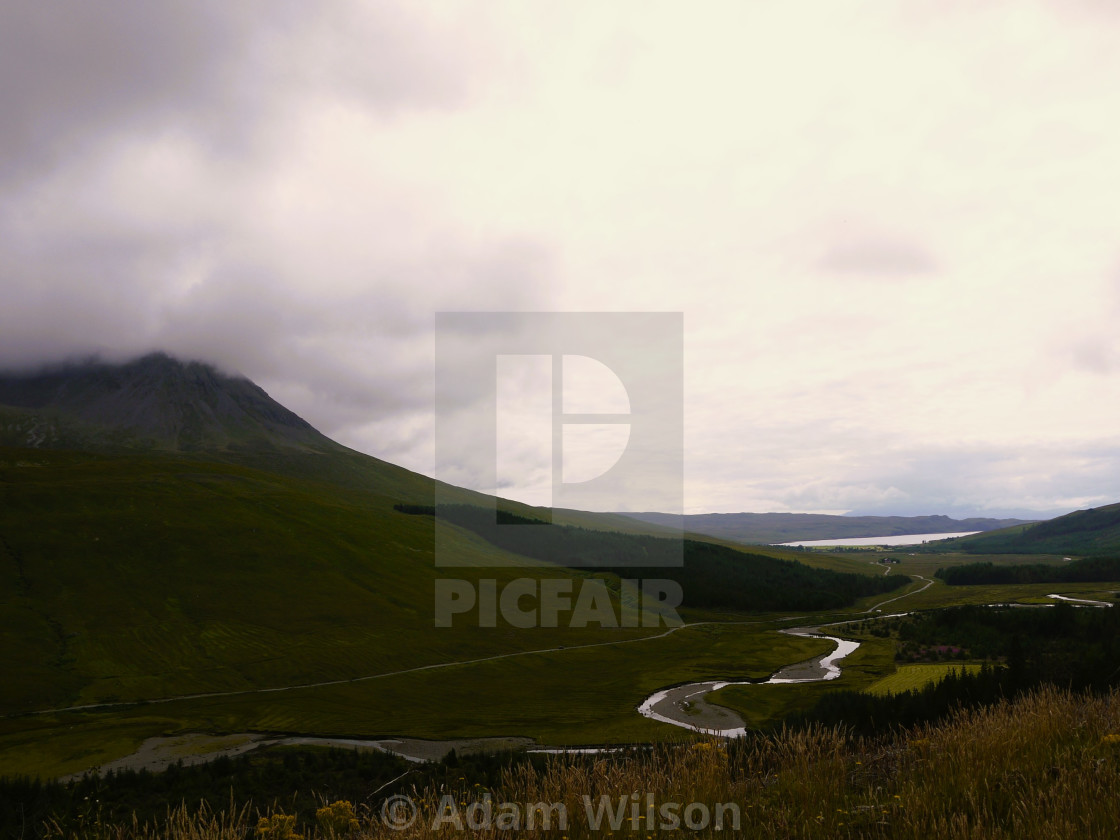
[{"left": 42, "top": 686, "right": 1120, "bottom": 839}]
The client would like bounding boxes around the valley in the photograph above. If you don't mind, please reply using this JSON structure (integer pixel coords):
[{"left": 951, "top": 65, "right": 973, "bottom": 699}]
[
  {"left": 3, "top": 453, "right": 1116, "bottom": 781},
  {"left": 2, "top": 358, "right": 1120, "bottom": 838},
  {"left": 7, "top": 4, "right": 1120, "bottom": 834}
]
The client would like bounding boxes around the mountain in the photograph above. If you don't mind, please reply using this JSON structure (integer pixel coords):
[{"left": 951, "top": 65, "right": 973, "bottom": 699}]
[
  {"left": 846, "top": 504, "right": 1073, "bottom": 520},
  {"left": 0, "top": 353, "right": 685, "bottom": 528},
  {"left": 0, "top": 352, "right": 905, "bottom": 767},
  {"left": 622, "top": 511, "right": 1034, "bottom": 545},
  {"left": 930, "top": 502, "right": 1120, "bottom": 556},
  {"left": 0, "top": 356, "right": 639, "bottom": 730},
  {"left": 0, "top": 353, "right": 336, "bottom": 453}
]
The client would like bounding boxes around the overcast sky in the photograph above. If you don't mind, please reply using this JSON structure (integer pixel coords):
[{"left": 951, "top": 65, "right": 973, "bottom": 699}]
[{"left": 2, "top": 0, "right": 1119, "bottom": 517}]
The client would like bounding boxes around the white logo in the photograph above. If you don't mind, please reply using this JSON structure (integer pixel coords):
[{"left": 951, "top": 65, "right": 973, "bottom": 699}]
[
  {"left": 496, "top": 353, "right": 631, "bottom": 507},
  {"left": 434, "top": 312, "right": 683, "bottom": 568}
]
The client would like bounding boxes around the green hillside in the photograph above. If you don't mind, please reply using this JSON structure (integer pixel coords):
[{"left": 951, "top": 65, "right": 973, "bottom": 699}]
[
  {"left": 931, "top": 503, "right": 1120, "bottom": 556},
  {"left": 0, "top": 354, "right": 922, "bottom": 777},
  {"left": 0, "top": 446, "right": 604, "bottom": 716},
  {"left": 0, "top": 443, "right": 906, "bottom": 719}
]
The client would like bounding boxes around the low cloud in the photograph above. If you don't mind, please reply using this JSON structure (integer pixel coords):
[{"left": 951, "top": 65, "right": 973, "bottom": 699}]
[
  {"left": 2, "top": 2, "right": 1119, "bottom": 514},
  {"left": 0, "top": 1, "right": 480, "bottom": 187},
  {"left": 818, "top": 237, "right": 939, "bottom": 278}
]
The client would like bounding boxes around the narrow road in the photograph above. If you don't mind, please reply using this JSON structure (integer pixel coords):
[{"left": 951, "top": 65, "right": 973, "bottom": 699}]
[{"left": 863, "top": 574, "right": 933, "bottom": 613}]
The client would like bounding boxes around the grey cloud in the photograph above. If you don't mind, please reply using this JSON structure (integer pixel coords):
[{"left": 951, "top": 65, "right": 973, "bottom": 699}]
[
  {"left": 818, "top": 237, "right": 939, "bottom": 277},
  {"left": 1068, "top": 339, "right": 1118, "bottom": 375},
  {"left": 0, "top": 1, "right": 540, "bottom": 460},
  {"left": 1061, "top": 0, "right": 1120, "bottom": 20},
  {"left": 801, "top": 443, "right": 1120, "bottom": 518},
  {"left": 298, "top": 3, "right": 477, "bottom": 112},
  {"left": 0, "top": 149, "right": 554, "bottom": 443},
  {"left": 0, "top": 232, "right": 177, "bottom": 370},
  {"left": 0, "top": 1, "right": 478, "bottom": 185},
  {"left": 153, "top": 238, "right": 556, "bottom": 438},
  {"left": 0, "top": 1, "right": 259, "bottom": 183},
  {"left": 693, "top": 424, "right": 1120, "bottom": 518},
  {"left": 3, "top": 2, "right": 1117, "bottom": 516},
  {"left": 1059, "top": 271, "right": 1120, "bottom": 375}
]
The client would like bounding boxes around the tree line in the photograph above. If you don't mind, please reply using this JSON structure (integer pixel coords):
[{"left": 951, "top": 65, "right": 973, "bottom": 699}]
[
  {"left": 397, "top": 504, "right": 910, "bottom": 612},
  {"left": 786, "top": 602, "right": 1120, "bottom": 733},
  {"left": 934, "top": 555, "right": 1120, "bottom": 585}
]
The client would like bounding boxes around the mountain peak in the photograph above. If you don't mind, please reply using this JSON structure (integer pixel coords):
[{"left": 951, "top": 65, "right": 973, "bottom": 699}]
[{"left": 0, "top": 353, "right": 336, "bottom": 453}]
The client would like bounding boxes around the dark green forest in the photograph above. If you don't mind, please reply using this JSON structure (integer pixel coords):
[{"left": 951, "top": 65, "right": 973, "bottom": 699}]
[
  {"left": 934, "top": 555, "right": 1120, "bottom": 585},
  {"left": 791, "top": 602, "right": 1120, "bottom": 733}
]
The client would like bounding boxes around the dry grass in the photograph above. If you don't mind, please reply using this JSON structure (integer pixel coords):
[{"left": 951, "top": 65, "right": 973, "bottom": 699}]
[{"left": 41, "top": 686, "right": 1120, "bottom": 839}]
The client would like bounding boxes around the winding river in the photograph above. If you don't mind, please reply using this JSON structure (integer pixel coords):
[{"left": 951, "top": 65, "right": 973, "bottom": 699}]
[
  {"left": 65, "top": 587, "right": 1116, "bottom": 776},
  {"left": 637, "top": 626, "right": 865, "bottom": 737},
  {"left": 637, "top": 592, "right": 1114, "bottom": 737}
]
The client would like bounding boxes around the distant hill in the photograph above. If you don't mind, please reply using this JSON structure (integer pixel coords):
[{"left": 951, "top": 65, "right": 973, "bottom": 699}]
[
  {"left": 0, "top": 353, "right": 337, "bottom": 453},
  {"left": 931, "top": 502, "right": 1120, "bottom": 556},
  {"left": 622, "top": 511, "right": 1034, "bottom": 545}
]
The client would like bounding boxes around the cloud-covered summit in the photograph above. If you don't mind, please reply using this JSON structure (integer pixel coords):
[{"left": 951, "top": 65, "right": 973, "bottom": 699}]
[{"left": 2, "top": 1, "right": 1119, "bottom": 515}]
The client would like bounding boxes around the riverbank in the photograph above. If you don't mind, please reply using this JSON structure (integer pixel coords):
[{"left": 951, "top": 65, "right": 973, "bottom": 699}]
[
  {"left": 637, "top": 627, "right": 862, "bottom": 736},
  {"left": 60, "top": 733, "right": 534, "bottom": 780},
  {"left": 34, "top": 686, "right": 1120, "bottom": 840}
]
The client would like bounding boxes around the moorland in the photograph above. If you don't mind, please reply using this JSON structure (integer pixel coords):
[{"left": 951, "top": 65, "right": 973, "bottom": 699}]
[{"left": 3, "top": 355, "right": 1120, "bottom": 838}]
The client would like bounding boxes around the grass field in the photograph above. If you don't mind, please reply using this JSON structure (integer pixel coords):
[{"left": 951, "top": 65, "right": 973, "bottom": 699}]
[
  {"left": 5, "top": 519, "right": 1112, "bottom": 779},
  {"left": 865, "top": 663, "right": 985, "bottom": 696},
  {"left": 884, "top": 578, "right": 1120, "bottom": 610},
  {"left": 0, "top": 619, "right": 833, "bottom": 777},
  {"left": 0, "top": 450, "right": 648, "bottom": 715},
  {"left": 5, "top": 445, "right": 1120, "bottom": 781}
]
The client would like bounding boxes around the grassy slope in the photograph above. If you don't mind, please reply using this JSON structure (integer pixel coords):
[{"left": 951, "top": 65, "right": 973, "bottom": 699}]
[
  {"left": 6, "top": 443, "right": 1107, "bottom": 779},
  {"left": 0, "top": 622, "right": 834, "bottom": 778},
  {"left": 0, "top": 438, "right": 901, "bottom": 714},
  {"left": 865, "top": 662, "right": 984, "bottom": 696},
  {"left": 931, "top": 502, "right": 1120, "bottom": 555},
  {"left": 0, "top": 448, "right": 670, "bottom": 715},
  {"left": 0, "top": 444, "right": 890, "bottom": 777}
]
